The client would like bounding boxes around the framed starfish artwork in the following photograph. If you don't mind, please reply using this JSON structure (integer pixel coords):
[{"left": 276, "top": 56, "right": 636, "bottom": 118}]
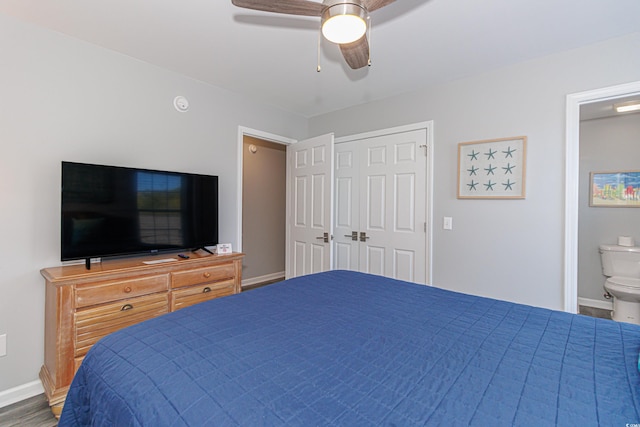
[{"left": 457, "top": 136, "right": 527, "bottom": 199}]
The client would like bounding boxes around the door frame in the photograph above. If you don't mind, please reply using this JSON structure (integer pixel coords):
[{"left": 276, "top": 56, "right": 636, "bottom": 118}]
[
  {"left": 334, "top": 121, "right": 435, "bottom": 285},
  {"left": 236, "top": 126, "right": 296, "bottom": 258},
  {"left": 564, "top": 81, "right": 640, "bottom": 313}
]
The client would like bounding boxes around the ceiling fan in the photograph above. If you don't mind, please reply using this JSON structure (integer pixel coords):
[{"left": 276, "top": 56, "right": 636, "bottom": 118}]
[{"left": 231, "top": 0, "right": 396, "bottom": 69}]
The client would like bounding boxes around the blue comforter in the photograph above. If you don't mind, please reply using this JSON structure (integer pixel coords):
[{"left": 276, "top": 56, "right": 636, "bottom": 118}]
[{"left": 59, "top": 270, "right": 640, "bottom": 426}]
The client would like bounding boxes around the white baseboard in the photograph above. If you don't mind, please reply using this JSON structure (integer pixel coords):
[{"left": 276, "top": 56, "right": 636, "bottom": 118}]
[
  {"left": 0, "top": 380, "right": 43, "bottom": 408},
  {"left": 242, "top": 271, "right": 285, "bottom": 288},
  {"left": 578, "top": 297, "right": 613, "bottom": 311}
]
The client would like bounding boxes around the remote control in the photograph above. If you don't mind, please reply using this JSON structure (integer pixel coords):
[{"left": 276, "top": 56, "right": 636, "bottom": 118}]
[{"left": 178, "top": 254, "right": 189, "bottom": 259}]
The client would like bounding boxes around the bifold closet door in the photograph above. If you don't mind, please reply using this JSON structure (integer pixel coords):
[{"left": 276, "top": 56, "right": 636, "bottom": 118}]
[{"left": 334, "top": 129, "right": 427, "bottom": 283}]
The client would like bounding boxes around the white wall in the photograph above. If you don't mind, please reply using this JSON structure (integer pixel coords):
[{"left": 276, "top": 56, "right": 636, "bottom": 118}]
[
  {"left": 578, "top": 113, "right": 640, "bottom": 303},
  {"left": 0, "top": 14, "right": 306, "bottom": 397},
  {"left": 309, "top": 32, "right": 640, "bottom": 310}
]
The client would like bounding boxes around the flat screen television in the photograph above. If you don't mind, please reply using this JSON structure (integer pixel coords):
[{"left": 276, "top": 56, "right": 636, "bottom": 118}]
[{"left": 61, "top": 161, "right": 219, "bottom": 265}]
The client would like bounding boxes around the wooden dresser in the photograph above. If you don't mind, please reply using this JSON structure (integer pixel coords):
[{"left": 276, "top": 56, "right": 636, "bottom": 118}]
[{"left": 39, "top": 252, "right": 244, "bottom": 417}]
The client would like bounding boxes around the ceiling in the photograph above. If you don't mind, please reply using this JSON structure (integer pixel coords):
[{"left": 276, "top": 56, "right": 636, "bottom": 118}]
[
  {"left": 581, "top": 95, "right": 640, "bottom": 121},
  {"left": 1, "top": 0, "right": 639, "bottom": 118}
]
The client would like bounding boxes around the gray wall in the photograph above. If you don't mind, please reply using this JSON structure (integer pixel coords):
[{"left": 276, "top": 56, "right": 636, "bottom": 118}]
[
  {"left": 242, "top": 137, "right": 287, "bottom": 281},
  {"left": 0, "top": 14, "right": 306, "bottom": 395},
  {"left": 578, "top": 113, "right": 640, "bottom": 304},
  {"left": 309, "top": 32, "right": 640, "bottom": 310}
]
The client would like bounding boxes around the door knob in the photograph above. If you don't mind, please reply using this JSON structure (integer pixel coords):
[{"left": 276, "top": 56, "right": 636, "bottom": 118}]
[
  {"left": 360, "top": 232, "right": 370, "bottom": 242},
  {"left": 316, "top": 232, "right": 330, "bottom": 243},
  {"left": 343, "top": 231, "right": 358, "bottom": 241}
]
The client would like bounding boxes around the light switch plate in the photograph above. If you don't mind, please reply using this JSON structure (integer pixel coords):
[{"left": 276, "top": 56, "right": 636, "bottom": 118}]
[{"left": 443, "top": 217, "right": 453, "bottom": 230}]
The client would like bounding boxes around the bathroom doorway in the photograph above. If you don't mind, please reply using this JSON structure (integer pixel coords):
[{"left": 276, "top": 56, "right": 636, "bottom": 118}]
[
  {"left": 577, "top": 101, "right": 640, "bottom": 313},
  {"left": 564, "top": 81, "right": 640, "bottom": 313}
]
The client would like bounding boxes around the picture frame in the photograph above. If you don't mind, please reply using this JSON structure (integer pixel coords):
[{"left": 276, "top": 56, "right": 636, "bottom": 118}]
[
  {"left": 590, "top": 170, "right": 640, "bottom": 207},
  {"left": 216, "top": 243, "right": 233, "bottom": 254},
  {"left": 457, "top": 136, "right": 527, "bottom": 199}
]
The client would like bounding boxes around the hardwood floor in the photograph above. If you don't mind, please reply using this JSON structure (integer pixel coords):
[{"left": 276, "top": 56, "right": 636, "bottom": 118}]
[
  {"left": 242, "top": 277, "right": 284, "bottom": 291},
  {"left": 0, "top": 394, "right": 57, "bottom": 427},
  {"left": 579, "top": 305, "right": 612, "bottom": 320}
]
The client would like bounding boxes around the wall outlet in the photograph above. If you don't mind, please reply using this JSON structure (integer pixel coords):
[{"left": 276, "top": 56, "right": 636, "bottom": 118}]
[{"left": 0, "top": 334, "right": 6, "bottom": 357}]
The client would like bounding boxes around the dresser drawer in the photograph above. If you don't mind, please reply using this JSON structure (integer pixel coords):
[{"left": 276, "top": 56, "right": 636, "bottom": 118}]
[
  {"left": 74, "top": 357, "right": 84, "bottom": 375},
  {"left": 76, "top": 274, "right": 169, "bottom": 308},
  {"left": 171, "top": 279, "right": 235, "bottom": 311},
  {"left": 171, "top": 263, "right": 235, "bottom": 289},
  {"left": 74, "top": 293, "right": 168, "bottom": 357}
]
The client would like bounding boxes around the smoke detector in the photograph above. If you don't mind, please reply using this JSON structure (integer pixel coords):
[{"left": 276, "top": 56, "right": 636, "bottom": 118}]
[{"left": 173, "top": 96, "right": 189, "bottom": 112}]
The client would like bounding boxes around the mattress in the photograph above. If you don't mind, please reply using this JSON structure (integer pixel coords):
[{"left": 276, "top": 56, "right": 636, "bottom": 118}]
[{"left": 59, "top": 270, "right": 640, "bottom": 426}]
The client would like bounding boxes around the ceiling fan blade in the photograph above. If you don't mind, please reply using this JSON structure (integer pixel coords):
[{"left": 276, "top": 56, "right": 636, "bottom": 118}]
[
  {"left": 362, "top": 0, "right": 396, "bottom": 12},
  {"left": 340, "top": 36, "right": 369, "bottom": 69},
  {"left": 231, "top": 0, "right": 324, "bottom": 16}
]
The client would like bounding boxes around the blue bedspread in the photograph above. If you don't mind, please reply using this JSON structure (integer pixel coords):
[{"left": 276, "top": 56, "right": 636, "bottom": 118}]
[{"left": 59, "top": 270, "right": 640, "bottom": 426}]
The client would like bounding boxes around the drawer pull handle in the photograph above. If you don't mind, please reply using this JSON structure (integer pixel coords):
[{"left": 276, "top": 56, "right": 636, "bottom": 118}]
[
  {"left": 203, "top": 287, "right": 211, "bottom": 293},
  {"left": 203, "top": 272, "right": 211, "bottom": 278},
  {"left": 124, "top": 286, "right": 132, "bottom": 293},
  {"left": 121, "top": 304, "right": 134, "bottom": 311}
]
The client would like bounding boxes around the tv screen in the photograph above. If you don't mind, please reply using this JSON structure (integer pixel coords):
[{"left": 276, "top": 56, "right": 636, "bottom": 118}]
[{"left": 61, "top": 161, "right": 219, "bottom": 261}]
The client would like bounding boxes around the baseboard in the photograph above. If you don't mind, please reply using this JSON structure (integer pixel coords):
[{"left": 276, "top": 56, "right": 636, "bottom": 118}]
[
  {"left": 0, "top": 380, "right": 44, "bottom": 408},
  {"left": 242, "top": 271, "right": 285, "bottom": 288},
  {"left": 578, "top": 297, "right": 613, "bottom": 311}
]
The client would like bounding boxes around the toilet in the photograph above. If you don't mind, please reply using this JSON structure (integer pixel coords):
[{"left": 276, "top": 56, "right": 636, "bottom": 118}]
[{"left": 599, "top": 244, "right": 640, "bottom": 324}]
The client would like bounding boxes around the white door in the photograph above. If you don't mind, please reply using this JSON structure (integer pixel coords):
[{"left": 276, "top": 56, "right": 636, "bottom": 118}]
[
  {"left": 334, "top": 129, "right": 427, "bottom": 283},
  {"left": 334, "top": 141, "right": 360, "bottom": 271},
  {"left": 287, "top": 133, "right": 334, "bottom": 278}
]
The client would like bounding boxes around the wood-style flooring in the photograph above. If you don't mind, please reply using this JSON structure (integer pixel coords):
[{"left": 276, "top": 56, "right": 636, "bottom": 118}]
[
  {"left": 0, "top": 394, "right": 57, "bottom": 427},
  {"left": 578, "top": 305, "right": 612, "bottom": 320}
]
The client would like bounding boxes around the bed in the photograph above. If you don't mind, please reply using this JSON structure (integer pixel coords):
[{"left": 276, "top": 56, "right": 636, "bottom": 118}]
[{"left": 59, "top": 270, "right": 640, "bottom": 426}]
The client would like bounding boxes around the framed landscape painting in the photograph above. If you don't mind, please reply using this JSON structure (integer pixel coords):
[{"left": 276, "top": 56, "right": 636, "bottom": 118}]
[{"left": 590, "top": 170, "right": 640, "bottom": 207}]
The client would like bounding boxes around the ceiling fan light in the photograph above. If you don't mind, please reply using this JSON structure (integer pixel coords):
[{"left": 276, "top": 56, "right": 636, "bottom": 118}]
[
  {"left": 614, "top": 100, "right": 640, "bottom": 113},
  {"left": 322, "top": 4, "right": 367, "bottom": 44}
]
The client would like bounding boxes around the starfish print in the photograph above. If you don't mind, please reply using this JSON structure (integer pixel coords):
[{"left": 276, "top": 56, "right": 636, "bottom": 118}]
[
  {"left": 468, "top": 150, "right": 479, "bottom": 161},
  {"left": 502, "top": 163, "right": 515, "bottom": 174},
  {"left": 502, "top": 146, "right": 516, "bottom": 158},
  {"left": 467, "top": 165, "right": 479, "bottom": 176},
  {"left": 467, "top": 180, "right": 478, "bottom": 191},
  {"left": 503, "top": 179, "right": 516, "bottom": 190},
  {"left": 485, "top": 149, "right": 497, "bottom": 160},
  {"left": 484, "top": 164, "right": 496, "bottom": 175},
  {"left": 484, "top": 180, "right": 496, "bottom": 191}
]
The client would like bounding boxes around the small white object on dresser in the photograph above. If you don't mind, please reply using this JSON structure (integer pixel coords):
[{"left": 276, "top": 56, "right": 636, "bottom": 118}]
[{"left": 216, "top": 243, "right": 232, "bottom": 254}]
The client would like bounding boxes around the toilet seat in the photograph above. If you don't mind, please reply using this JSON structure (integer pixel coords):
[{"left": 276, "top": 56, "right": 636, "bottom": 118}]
[{"left": 606, "top": 276, "right": 640, "bottom": 289}]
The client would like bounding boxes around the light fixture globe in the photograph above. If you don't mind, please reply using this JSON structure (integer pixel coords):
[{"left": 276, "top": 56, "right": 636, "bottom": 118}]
[{"left": 321, "top": 3, "right": 368, "bottom": 44}]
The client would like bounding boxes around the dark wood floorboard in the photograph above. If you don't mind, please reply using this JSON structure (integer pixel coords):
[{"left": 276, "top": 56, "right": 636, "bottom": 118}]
[
  {"left": 579, "top": 305, "right": 612, "bottom": 320},
  {"left": 243, "top": 277, "right": 284, "bottom": 291},
  {"left": 0, "top": 394, "right": 57, "bottom": 427}
]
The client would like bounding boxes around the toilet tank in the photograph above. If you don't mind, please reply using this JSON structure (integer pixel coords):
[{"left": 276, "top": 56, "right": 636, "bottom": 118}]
[{"left": 599, "top": 244, "right": 640, "bottom": 278}]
